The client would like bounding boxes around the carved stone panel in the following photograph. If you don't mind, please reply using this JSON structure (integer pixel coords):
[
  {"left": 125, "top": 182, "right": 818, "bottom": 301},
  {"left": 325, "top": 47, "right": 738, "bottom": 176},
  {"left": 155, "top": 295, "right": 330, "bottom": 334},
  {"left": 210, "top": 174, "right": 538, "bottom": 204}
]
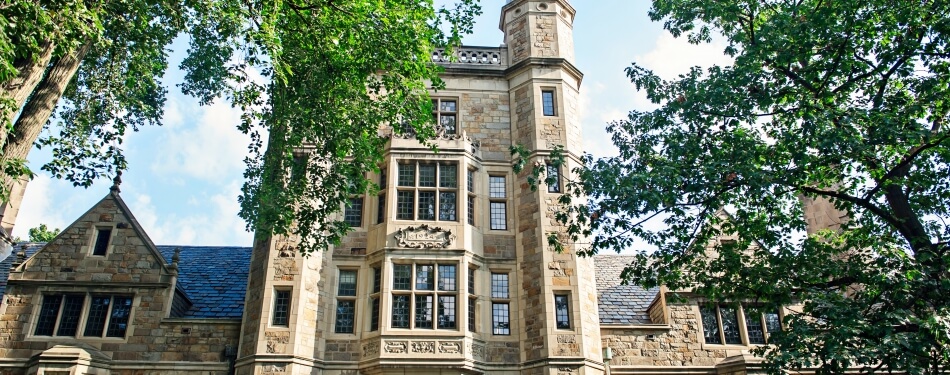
[
  {"left": 394, "top": 224, "right": 455, "bottom": 249},
  {"left": 411, "top": 341, "right": 436, "bottom": 354},
  {"left": 438, "top": 341, "right": 462, "bottom": 354},
  {"left": 384, "top": 341, "right": 408, "bottom": 354}
]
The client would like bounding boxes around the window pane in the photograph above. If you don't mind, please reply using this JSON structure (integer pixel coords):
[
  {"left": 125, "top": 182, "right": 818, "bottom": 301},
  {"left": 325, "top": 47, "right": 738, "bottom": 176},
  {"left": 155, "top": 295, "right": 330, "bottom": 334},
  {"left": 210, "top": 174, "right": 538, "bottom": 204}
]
[
  {"left": 745, "top": 309, "right": 766, "bottom": 344},
  {"left": 467, "top": 196, "right": 475, "bottom": 225},
  {"left": 546, "top": 164, "right": 561, "bottom": 193},
  {"left": 438, "top": 296, "right": 457, "bottom": 329},
  {"left": 765, "top": 312, "right": 782, "bottom": 334},
  {"left": 490, "top": 202, "right": 507, "bottom": 230},
  {"left": 720, "top": 306, "right": 742, "bottom": 344},
  {"left": 418, "top": 191, "right": 436, "bottom": 220},
  {"left": 396, "top": 191, "right": 414, "bottom": 220},
  {"left": 373, "top": 267, "right": 381, "bottom": 293},
  {"left": 84, "top": 296, "right": 111, "bottom": 337},
  {"left": 93, "top": 228, "right": 111, "bottom": 256},
  {"left": 379, "top": 168, "right": 387, "bottom": 188},
  {"left": 391, "top": 295, "right": 411, "bottom": 328},
  {"left": 416, "top": 265, "right": 434, "bottom": 290},
  {"left": 106, "top": 297, "right": 133, "bottom": 338},
  {"left": 491, "top": 273, "right": 509, "bottom": 299},
  {"left": 440, "top": 164, "right": 457, "bottom": 188},
  {"left": 468, "top": 299, "right": 476, "bottom": 332},
  {"left": 398, "top": 164, "right": 415, "bottom": 186},
  {"left": 542, "top": 90, "right": 556, "bottom": 116},
  {"left": 438, "top": 265, "right": 457, "bottom": 291},
  {"left": 700, "top": 305, "right": 722, "bottom": 344},
  {"left": 467, "top": 169, "right": 474, "bottom": 192},
  {"left": 393, "top": 265, "right": 412, "bottom": 290},
  {"left": 468, "top": 268, "right": 475, "bottom": 294},
  {"left": 492, "top": 303, "right": 510, "bottom": 335},
  {"left": 439, "top": 192, "right": 457, "bottom": 221},
  {"left": 338, "top": 270, "right": 357, "bottom": 296},
  {"left": 56, "top": 295, "right": 85, "bottom": 336},
  {"left": 555, "top": 295, "right": 570, "bottom": 329},
  {"left": 415, "top": 295, "right": 434, "bottom": 329},
  {"left": 440, "top": 100, "right": 457, "bottom": 112},
  {"left": 344, "top": 198, "right": 363, "bottom": 227},
  {"left": 441, "top": 115, "right": 457, "bottom": 134},
  {"left": 489, "top": 176, "right": 506, "bottom": 198},
  {"left": 272, "top": 290, "right": 291, "bottom": 326},
  {"left": 377, "top": 195, "right": 386, "bottom": 224},
  {"left": 335, "top": 300, "right": 355, "bottom": 333},
  {"left": 371, "top": 298, "right": 380, "bottom": 331},
  {"left": 34, "top": 295, "right": 63, "bottom": 336},
  {"left": 419, "top": 164, "right": 436, "bottom": 187}
]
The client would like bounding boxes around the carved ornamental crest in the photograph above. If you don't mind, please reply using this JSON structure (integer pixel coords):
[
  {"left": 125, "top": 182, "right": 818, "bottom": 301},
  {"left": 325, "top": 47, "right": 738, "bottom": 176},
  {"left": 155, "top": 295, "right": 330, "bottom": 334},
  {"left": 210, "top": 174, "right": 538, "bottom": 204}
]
[{"left": 394, "top": 224, "right": 455, "bottom": 249}]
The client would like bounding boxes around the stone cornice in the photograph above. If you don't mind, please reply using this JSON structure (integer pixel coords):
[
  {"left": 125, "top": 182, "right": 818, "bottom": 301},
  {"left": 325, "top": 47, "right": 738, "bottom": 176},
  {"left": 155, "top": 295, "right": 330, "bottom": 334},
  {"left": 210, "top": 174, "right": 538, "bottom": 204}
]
[{"left": 504, "top": 57, "right": 584, "bottom": 86}]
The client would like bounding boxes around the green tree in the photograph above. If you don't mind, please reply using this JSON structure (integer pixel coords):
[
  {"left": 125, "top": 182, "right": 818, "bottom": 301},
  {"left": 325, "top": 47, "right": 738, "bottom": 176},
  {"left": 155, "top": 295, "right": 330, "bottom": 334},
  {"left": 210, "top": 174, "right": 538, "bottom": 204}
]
[
  {"left": 1, "top": 0, "right": 478, "bottom": 239},
  {"left": 553, "top": 0, "right": 949, "bottom": 374},
  {"left": 27, "top": 223, "right": 59, "bottom": 242}
]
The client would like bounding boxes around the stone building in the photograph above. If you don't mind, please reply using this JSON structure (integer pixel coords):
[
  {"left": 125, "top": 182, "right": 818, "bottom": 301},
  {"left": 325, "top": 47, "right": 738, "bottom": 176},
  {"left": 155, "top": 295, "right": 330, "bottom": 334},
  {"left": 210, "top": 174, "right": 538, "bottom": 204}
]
[{"left": 0, "top": 1, "right": 812, "bottom": 374}]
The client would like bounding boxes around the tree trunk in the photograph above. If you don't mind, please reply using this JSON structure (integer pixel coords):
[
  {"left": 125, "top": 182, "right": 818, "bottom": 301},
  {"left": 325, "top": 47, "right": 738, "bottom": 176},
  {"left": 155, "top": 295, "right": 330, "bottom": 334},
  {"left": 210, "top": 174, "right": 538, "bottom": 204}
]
[
  {"left": 0, "top": 41, "right": 90, "bottom": 234},
  {"left": 0, "top": 42, "right": 56, "bottom": 145}
]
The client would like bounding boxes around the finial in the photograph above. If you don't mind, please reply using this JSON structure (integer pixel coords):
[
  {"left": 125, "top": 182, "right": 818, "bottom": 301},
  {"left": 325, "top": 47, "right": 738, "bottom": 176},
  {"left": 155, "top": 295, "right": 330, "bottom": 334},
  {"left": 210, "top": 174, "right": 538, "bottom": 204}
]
[
  {"left": 110, "top": 170, "right": 122, "bottom": 193},
  {"left": 172, "top": 247, "right": 181, "bottom": 264},
  {"left": 11, "top": 244, "right": 26, "bottom": 268}
]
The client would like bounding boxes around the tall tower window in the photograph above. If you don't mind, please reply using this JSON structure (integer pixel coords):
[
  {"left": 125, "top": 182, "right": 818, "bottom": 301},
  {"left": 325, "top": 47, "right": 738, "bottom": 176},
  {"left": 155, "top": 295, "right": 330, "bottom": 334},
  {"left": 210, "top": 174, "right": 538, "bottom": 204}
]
[
  {"left": 554, "top": 294, "right": 571, "bottom": 329},
  {"left": 490, "top": 272, "right": 510, "bottom": 335},
  {"left": 344, "top": 197, "right": 363, "bottom": 228},
  {"left": 433, "top": 98, "right": 458, "bottom": 134},
  {"left": 546, "top": 164, "right": 561, "bottom": 193},
  {"left": 395, "top": 162, "right": 458, "bottom": 221},
  {"left": 335, "top": 270, "right": 358, "bottom": 333},
  {"left": 488, "top": 176, "right": 507, "bottom": 230},
  {"left": 272, "top": 290, "right": 291, "bottom": 327},
  {"left": 541, "top": 90, "right": 557, "bottom": 116}
]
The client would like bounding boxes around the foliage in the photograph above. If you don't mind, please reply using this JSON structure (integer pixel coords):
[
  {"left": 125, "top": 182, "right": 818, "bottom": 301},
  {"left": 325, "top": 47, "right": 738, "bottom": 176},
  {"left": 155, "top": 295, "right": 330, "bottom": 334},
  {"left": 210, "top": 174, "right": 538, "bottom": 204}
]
[
  {"left": 554, "top": 0, "right": 950, "bottom": 374},
  {"left": 178, "top": 0, "right": 480, "bottom": 255},
  {"left": 27, "top": 223, "right": 59, "bottom": 242}
]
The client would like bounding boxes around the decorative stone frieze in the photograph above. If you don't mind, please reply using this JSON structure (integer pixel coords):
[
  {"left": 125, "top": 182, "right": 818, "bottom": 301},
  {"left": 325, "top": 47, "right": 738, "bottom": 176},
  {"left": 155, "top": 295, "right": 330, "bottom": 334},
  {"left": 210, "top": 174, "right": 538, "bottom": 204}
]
[
  {"left": 411, "top": 341, "right": 436, "bottom": 353},
  {"left": 384, "top": 341, "right": 408, "bottom": 354},
  {"left": 438, "top": 341, "right": 462, "bottom": 354},
  {"left": 394, "top": 224, "right": 455, "bottom": 249}
]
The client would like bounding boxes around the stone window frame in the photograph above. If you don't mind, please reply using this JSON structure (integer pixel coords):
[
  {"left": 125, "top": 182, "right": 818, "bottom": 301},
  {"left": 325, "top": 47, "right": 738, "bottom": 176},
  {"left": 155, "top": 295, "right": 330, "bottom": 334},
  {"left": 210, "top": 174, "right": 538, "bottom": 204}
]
[
  {"left": 697, "top": 303, "right": 783, "bottom": 347},
  {"left": 377, "top": 165, "right": 387, "bottom": 225},
  {"left": 335, "top": 269, "right": 359, "bottom": 334},
  {"left": 28, "top": 290, "right": 136, "bottom": 342},
  {"left": 545, "top": 162, "right": 561, "bottom": 193},
  {"left": 395, "top": 161, "right": 459, "bottom": 222},
  {"left": 270, "top": 288, "right": 292, "bottom": 327},
  {"left": 553, "top": 293, "right": 571, "bottom": 330},
  {"left": 369, "top": 265, "right": 382, "bottom": 332},
  {"left": 389, "top": 261, "right": 460, "bottom": 331},
  {"left": 84, "top": 222, "right": 118, "bottom": 257},
  {"left": 490, "top": 270, "right": 511, "bottom": 335},
  {"left": 541, "top": 88, "right": 557, "bottom": 117},
  {"left": 432, "top": 97, "right": 459, "bottom": 135},
  {"left": 488, "top": 175, "right": 509, "bottom": 231},
  {"left": 343, "top": 197, "right": 364, "bottom": 228}
]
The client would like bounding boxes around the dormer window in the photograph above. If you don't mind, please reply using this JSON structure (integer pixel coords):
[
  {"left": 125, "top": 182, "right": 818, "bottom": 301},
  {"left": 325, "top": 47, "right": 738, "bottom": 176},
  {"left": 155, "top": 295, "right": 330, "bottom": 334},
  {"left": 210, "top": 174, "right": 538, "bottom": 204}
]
[{"left": 92, "top": 228, "right": 112, "bottom": 256}]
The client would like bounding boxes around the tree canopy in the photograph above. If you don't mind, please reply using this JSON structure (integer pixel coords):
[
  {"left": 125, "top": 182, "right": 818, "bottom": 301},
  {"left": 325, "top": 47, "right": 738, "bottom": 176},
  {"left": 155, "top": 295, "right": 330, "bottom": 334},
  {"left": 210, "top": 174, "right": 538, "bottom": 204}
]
[
  {"left": 554, "top": 0, "right": 950, "bottom": 373},
  {"left": 1, "top": 0, "right": 478, "bottom": 241},
  {"left": 27, "top": 223, "right": 59, "bottom": 242}
]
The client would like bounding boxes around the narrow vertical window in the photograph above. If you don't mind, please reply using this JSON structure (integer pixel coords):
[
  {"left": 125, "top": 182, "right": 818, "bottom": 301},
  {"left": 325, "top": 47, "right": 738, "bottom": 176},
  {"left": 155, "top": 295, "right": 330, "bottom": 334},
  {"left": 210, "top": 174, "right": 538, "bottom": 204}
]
[
  {"left": 272, "top": 290, "right": 291, "bottom": 326},
  {"left": 344, "top": 198, "right": 363, "bottom": 227},
  {"left": 554, "top": 294, "right": 570, "bottom": 329},
  {"left": 415, "top": 295, "right": 434, "bottom": 329},
  {"left": 416, "top": 265, "right": 434, "bottom": 290},
  {"left": 433, "top": 98, "right": 458, "bottom": 134},
  {"left": 338, "top": 270, "right": 358, "bottom": 296},
  {"left": 93, "top": 228, "right": 112, "bottom": 256},
  {"left": 468, "top": 299, "right": 477, "bottom": 332},
  {"left": 491, "top": 273, "right": 509, "bottom": 299},
  {"left": 335, "top": 270, "right": 358, "bottom": 333},
  {"left": 541, "top": 90, "right": 556, "bottom": 116},
  {"left": 745, "top": 307, "right": 766, "bottom": 344},
  {"left": 84, "top": 296, "right": 112, "bottom": 336},
  {"left": 438, "top": 296, "right": 457, "bottom": 329},
  {"left": 56, "top": 295, "right": 85, "bottom": 336},
  {"left": 391, "top": 295, "right": 411, "bottom": 328},
  {"left": 105, "top": 297, "right": 133, "bottom": 338},
  {"left": 468, "top": 268, "right": 476, "bottom": 294},
  {"left": 720, "top": 306, "right": 742, "bottom": 344},
  {"left": 467, "top": 169, "right": 476, "bottom": 225},
  {"left": 373, "top": 267, "right": 382, "bottom": 293},
  {"left": 34, "top": 295, "right": 61, "bottom": 336},
  {"left": 700, "top": 305, "right": 722, "bottom": 344},
  {"left": 488, "top": 176, "right": 507, "bottom": 230},
  {"left": 438, "top": 265, "right": 457, "bottom": 291},
  {"left": 377, "top": 195, "right": 386, "bottom": 224},
  {"left": 546, "top": 164, "right": 561, "bottom": 193},
  {"left": 370, "top": 297, "right": 381, "bottom": 331},
  {"left": 492, "top": 303, "right": 510, "bottom": 335}
]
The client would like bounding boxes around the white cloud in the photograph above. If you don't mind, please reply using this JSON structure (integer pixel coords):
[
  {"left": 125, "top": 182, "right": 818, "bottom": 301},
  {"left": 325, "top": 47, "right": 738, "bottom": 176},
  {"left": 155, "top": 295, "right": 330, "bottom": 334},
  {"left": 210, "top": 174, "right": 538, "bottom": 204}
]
[
  {"left": 126, "top": 180, "right": 252, "bottom": 246},
  {"left": 12, "top": 175, "right": 77, "bottom": 240},
  {"left": 149, "top": 99, "right": 251, "bottom": 181},
  {"left": 636, "top": 33, "right": 732, "bottom": 80}
]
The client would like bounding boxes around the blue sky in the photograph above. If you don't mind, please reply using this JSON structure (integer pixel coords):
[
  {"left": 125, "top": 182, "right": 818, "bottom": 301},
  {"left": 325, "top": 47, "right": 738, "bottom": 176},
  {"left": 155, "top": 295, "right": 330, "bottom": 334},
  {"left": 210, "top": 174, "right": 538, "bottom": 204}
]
[{"left": 13, "top": 0, "right": 730, "bottom": 247}]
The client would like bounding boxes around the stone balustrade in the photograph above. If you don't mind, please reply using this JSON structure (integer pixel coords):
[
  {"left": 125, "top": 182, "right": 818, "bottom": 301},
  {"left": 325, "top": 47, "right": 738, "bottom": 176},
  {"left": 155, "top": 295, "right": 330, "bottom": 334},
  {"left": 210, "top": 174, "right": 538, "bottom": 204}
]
[{"left": 431, "top": 47, "right": 507, "bottom": 67}]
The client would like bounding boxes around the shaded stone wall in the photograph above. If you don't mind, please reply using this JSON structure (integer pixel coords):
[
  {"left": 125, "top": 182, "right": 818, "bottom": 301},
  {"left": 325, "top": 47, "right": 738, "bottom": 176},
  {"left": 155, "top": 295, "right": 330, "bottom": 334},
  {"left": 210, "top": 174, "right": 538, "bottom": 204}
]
[
  {"left": 459, "top": 91, "right": 512, "bottom": 161},
  {"left": 601, "top": 305, "right": 735, "bottom": 366}
]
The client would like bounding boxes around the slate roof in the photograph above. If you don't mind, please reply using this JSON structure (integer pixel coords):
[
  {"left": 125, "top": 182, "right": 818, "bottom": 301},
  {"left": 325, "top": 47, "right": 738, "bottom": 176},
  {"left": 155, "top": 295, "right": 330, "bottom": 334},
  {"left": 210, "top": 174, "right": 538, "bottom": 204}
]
[
  {"left": 157, "top": 246, "right": 252, "bottom": 319},
  {"left": 593, "top": 255, "right": 660, "bottom": 325},
  {"left": 0, "top": 243, "right": 42, "bottom": 298}
]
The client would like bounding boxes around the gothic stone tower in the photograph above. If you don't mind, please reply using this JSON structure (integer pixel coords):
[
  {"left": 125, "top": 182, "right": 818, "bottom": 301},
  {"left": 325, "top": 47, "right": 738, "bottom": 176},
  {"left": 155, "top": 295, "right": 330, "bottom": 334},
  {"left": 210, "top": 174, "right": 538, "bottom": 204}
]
[
  {"left": 501, "top": 1, "right": 604, "bottom": 375},
  {"left": 235, "top": 1, "right": 601, "bottom": 374}
]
